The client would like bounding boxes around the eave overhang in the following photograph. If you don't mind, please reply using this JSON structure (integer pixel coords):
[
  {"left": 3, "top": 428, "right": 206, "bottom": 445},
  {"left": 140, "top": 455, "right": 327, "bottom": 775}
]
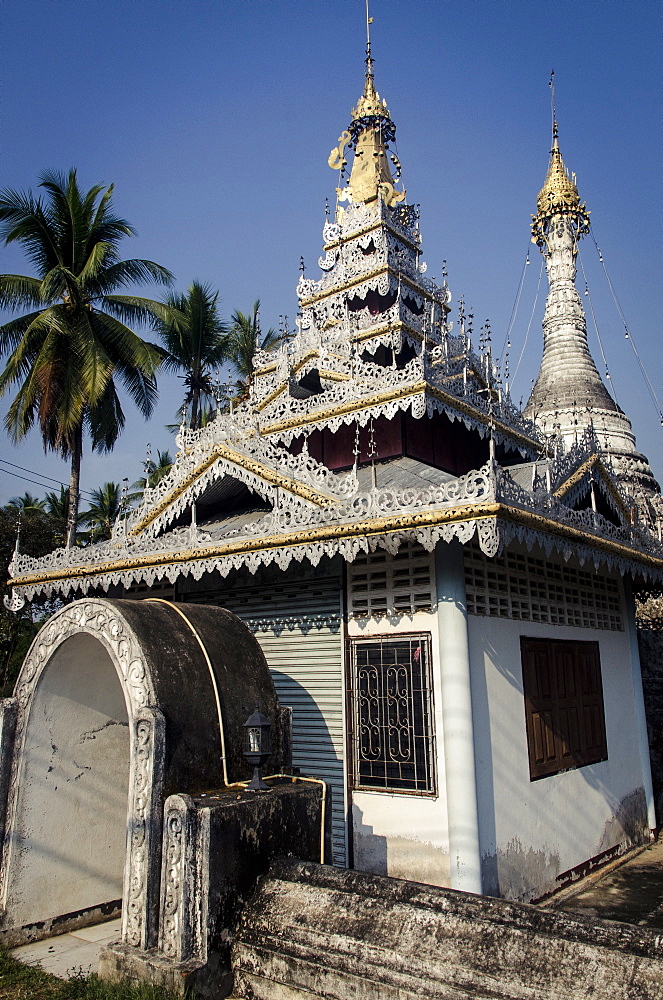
[
  {"left": 258, "top": 378, "right": 541, "bottom": 457},
  {"left": 7, "top": 494, "right": 662, "bottom": 606}
]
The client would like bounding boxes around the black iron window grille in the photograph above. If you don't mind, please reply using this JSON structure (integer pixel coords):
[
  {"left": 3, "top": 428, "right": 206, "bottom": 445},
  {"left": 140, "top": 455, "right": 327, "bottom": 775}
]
[{"left": 349, "top": 633, "right": 435, "bottom": 793}]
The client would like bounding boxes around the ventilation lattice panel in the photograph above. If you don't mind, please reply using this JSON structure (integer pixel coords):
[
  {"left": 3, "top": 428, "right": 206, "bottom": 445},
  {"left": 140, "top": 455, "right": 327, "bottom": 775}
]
[
  {"left": 348, "top": 542, "right": 436, "bottom": 618},
  {"left": 464, "top": 547, "right": 623, "bottom": 631}
]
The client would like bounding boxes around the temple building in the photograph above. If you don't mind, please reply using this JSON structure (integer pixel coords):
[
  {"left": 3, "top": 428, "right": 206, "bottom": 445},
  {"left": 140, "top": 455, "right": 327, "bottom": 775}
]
[{"left": 3, "top": 43, "right": 663, "bottom": 908}]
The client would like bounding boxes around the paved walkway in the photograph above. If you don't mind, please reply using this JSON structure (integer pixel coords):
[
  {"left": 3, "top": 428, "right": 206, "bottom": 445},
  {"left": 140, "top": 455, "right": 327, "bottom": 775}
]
[
  {"left": 546, "top": 837, "right": 663, "bottom": 927},
  {"left": 10, "top": 917, "right": 121, "bottom": 979}
]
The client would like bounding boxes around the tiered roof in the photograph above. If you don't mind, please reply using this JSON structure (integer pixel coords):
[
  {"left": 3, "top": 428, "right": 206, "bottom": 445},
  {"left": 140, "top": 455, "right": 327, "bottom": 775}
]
[{"left": 5, "top": 63, "right": 662, "bottom": 610}]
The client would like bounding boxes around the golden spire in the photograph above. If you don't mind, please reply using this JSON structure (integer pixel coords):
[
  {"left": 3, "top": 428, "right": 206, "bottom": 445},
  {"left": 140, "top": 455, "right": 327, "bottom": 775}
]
[
  {"left": 531, "top": 74, "right": 589, "bottom": 246},
  {"left": 328, "top": 1, "right": 405, "bottom": 210},
  {"left": 536, "top": 130, "right": 583, "bottom": 217}
]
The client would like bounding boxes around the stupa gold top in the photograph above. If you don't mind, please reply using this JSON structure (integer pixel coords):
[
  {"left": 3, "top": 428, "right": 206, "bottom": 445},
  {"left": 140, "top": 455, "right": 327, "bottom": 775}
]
[
  {"left": 351, "top": 72, "right": 391, "bottom": 121},
  {"left": 536, "top": 137, "right": 582, "bottom": 216}
]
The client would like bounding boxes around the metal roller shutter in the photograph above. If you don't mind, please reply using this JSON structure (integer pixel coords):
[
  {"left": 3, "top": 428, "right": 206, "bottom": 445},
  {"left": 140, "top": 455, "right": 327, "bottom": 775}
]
[{"left": 186, "top": 578, "right": 347, "bottom": 865}]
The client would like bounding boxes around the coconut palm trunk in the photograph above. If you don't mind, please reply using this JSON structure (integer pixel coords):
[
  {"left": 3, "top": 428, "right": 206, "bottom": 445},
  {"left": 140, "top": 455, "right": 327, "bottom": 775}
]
[{"left": 66, "top": 424, "right": 82, "bottom": 548}]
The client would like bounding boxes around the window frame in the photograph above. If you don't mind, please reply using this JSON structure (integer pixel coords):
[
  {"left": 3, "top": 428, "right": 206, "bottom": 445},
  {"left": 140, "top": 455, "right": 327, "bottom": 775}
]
[
  {"left": 348, "top": 631, "right": 436, "bottom": 796},
  {"left": 521, "top": 636, "right": 608, "bottom": 781}
]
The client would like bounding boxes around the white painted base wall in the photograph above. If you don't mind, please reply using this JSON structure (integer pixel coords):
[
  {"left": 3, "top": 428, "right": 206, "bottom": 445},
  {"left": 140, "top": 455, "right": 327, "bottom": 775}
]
[
  {"left": 352, "top": 791, "right": 451, "bottom": 885},
  {"left": 469, "top": 611, "right": 651, "bottom": 901}
]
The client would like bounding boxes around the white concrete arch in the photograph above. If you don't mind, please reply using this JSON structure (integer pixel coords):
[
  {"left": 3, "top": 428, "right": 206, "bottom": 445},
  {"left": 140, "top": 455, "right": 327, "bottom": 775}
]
[{"left": 0, "top": 600, "right": 164, "bottom": 950}]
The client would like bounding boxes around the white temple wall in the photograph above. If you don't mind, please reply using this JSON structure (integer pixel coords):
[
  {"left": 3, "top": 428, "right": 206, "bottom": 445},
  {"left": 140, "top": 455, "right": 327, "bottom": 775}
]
[
  {"left": 468, "top": 613, "right": 651, "bottom": 902},
  {"left": 348, "top": 609, "right": 450, "bottom": 887}
]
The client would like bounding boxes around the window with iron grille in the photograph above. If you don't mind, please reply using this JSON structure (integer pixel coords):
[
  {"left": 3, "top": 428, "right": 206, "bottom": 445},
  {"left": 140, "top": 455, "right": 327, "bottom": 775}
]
[
  {"left": 521, "top": 637, "right": 608, "bottom": 780},
  {"left": 349, "top": 633, "right": 435, "bottom": 793}
]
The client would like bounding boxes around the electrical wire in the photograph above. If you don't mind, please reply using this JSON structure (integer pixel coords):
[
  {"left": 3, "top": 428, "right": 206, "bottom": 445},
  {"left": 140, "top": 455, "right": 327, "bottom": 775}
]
[
  {"left": 578, "top": 252, "right": 620, "bottom": 409},
  {"left": 590, "top": 231, "right": 663, "bottom": 425},
  {"left": 0, "top": 459, "right": 96, "bottom": 499}
]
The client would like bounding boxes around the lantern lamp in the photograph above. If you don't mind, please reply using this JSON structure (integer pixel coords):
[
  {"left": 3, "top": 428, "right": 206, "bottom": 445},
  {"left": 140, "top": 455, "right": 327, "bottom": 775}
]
[{"left": 243, "top": 707, "right": 272, "bottom": 791}]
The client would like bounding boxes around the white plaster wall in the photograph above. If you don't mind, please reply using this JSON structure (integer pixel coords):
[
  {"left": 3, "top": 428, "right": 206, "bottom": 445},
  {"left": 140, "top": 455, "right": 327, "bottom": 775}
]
[
  {"left": 6, "top": 633, "right": 130, "bottom": 927},
  {"left": 348, "top": 612, "right": 450, "bottom": 886},
  {"left": 468, "top": 612, "right": 651, "bottom": 902}
]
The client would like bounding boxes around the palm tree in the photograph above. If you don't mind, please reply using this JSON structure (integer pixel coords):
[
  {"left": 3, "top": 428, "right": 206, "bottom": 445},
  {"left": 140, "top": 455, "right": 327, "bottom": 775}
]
[
  {"left": 132, "top": 448, "right": 174, "bottom": 494},
  {"left": 226, "top": 301, "right": 284, "bottom": 401},
  {"left": 43, "top": 485, "right": 70, "bottom": 520},
  {"left": 153, "top": 281, "right": 228, "bottom": 430},
  {"left": 0, "top": 169, "right": 173, "bottom": 547},
  {"left": 43, "top": 485, "right": 74, "bottom": 545},
  {"left": 78, "top": 481, "right": 125, "bottom": 542},
  {"left": 6, "top": 492, "right": 45, "bottom": 512}
]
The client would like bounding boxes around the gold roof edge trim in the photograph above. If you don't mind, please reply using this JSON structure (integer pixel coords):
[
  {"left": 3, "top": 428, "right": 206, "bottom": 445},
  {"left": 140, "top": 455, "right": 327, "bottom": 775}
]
[
  {"left": 323, "top": 218, "right": 420, "bottom": 254},
  {"left": 554, "top": 454, "right": 632, "bottom": 518},
  {"left": 258, "top": 380, "right": 540, "bottom": 453},
  {"left": 10, "top": 502, "right": 663, "bottom": 593},
  {"left": 299, "top": 264, "right": 440, "bottom": 308}
]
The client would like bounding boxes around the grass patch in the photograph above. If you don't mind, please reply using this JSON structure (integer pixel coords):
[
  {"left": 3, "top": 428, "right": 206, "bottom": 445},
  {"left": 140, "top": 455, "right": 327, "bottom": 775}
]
[{"left": 0, "top": 949, "right": 181, "bottom": 999}]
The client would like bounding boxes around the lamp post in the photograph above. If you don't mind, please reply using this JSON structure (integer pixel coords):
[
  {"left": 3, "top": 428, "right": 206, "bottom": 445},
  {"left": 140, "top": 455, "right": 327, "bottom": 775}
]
[{"left": 243, "top": 707, "right": 272, "bottom": 791}]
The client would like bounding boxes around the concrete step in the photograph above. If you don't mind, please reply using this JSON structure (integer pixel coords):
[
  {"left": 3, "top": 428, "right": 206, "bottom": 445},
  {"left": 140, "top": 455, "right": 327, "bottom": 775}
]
[{"left": 232, "top": 859, "right": 663, "bottom": 1000}]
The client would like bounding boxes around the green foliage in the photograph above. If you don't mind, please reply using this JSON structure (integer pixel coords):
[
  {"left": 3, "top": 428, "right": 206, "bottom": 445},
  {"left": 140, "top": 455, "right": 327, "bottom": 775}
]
[
  {"left": 0, "top": 947, "right": 181, "bottom": 998},
  {"left": 44, "top": 486, "right": 72, "bottom": 521},
  {"left": 0, "top": 169, "right": 173, "bottom": 545},
  {"left": 0, "top": 505, "right": 65, "bottom": 693},
  {"left": 78, "top": 482, "right": 140, "bottom": 543},
  {"left": 152, "top": 281, "right": 227, "bottom": 430},
  {"left": 132, "top": 451, "right": 174, "bottom": 495},
  {"left": 6, "top": 493, "right": 45, "bottom": 512},
  {"left": 226, "top": 300, "right": 286, "bottom": 400}
]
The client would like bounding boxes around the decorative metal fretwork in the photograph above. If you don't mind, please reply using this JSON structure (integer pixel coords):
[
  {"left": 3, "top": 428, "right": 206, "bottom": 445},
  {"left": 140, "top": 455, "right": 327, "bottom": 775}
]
[{"left": 350, "top": 634, "right": 435, "bottom": 793}]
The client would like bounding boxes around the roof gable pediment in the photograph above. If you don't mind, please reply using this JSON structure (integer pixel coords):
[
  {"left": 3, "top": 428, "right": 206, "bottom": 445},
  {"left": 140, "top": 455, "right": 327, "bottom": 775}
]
[{"left": 124, "top": 424, "right": 356, "bottom": 539}]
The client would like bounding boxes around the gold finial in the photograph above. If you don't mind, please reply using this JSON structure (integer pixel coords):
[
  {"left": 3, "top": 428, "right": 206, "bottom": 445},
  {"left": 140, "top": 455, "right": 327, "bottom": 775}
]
[
  {"left": 327, "top": 2, "right": 405, "bottom": 210},
  {"left": 536, "top": 140, "right": 582, "bottom": 217},
  {"left": 531, "top": 75, "right": 590, "bottom": 245},
  {"left": 352, "top": 0, "right": 390, "bottom": 121}
]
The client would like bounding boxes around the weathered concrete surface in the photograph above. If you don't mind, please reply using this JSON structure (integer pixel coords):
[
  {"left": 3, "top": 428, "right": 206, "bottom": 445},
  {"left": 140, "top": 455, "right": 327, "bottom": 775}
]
[
  {"left": 0, "top": 598, "right": 289, "bottom": 951},
  {"left": 100, "top": 780, "right": 323, "bottom": 999},
  {"left": 11, "top": 916, "right": 121, "bottom": 978},
  {"left": 550, "top": 837, "right": 663, "bottom": 928},
  {"left": 638, "top": 622, "right": 663, "bottom": 823},
  {"left": 1, "top": 633, "right": 129, "bottom": 938},
  {"left": 232, "top": 859, "right": 663, "bottom": 999}
]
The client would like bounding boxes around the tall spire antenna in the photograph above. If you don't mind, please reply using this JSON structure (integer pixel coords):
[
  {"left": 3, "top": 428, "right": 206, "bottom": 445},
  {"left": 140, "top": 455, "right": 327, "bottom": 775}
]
[
  {"left": 549, "top": 69, "right": 558, "bottom": 143},
  {"left": 365, "top": 0, "right": 374, "bottom": 81}
]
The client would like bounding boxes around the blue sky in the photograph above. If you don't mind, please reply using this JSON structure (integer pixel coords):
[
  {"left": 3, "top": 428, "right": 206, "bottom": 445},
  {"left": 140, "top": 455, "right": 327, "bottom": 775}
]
[{"left": 0, "top": 0, "right": 661, "bottom": 507}]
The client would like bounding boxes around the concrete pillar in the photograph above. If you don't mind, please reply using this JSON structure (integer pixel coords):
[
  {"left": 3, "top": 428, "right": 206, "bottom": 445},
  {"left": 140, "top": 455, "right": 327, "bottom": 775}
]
[
  {"left": 624, "top": 579, "right": 656, "bottom": 831},
  {"left": 435, "top": 541, "right": 482, "bottom": 894}
]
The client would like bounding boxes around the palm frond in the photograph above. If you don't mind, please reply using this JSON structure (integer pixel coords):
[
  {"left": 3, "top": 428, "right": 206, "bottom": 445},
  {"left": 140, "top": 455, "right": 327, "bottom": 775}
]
[
  {"left": 0, "top": 274, "right": 46, "bottom": 310},
  {"left": 101, "top": 294, "right": 178, "bottom": 328},
  {"left": 0, "top": 188, "right": 60, "bottom": 274},
  {"left": 87, "top": 258, "right": 173, "bottom": 296}
]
